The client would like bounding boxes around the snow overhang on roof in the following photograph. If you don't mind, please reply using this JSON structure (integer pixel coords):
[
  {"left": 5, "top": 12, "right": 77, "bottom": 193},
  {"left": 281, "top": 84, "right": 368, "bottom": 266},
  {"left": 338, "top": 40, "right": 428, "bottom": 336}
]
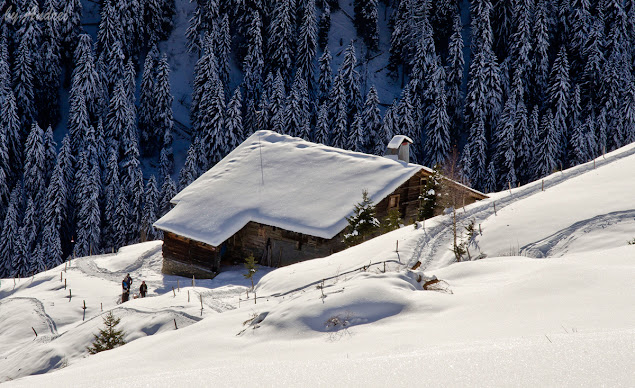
[
  {"left": 154, "top": 131, "right": 422, "bottom": 247},
  {"left": 386, "top": 135, "right": 413, "bottom": 150}
]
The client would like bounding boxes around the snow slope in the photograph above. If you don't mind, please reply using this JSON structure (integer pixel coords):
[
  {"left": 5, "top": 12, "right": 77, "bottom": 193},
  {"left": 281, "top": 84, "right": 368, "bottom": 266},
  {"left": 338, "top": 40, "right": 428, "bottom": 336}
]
[{"left": 3, "top": 143, "right": 635, "bottom": 386}]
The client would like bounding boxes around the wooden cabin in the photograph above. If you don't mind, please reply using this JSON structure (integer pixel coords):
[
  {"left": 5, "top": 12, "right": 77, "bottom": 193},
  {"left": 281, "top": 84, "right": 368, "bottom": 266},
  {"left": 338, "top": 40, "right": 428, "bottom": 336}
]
[{"left": 154, "top": 131, "right": 487, "bottom": 278}]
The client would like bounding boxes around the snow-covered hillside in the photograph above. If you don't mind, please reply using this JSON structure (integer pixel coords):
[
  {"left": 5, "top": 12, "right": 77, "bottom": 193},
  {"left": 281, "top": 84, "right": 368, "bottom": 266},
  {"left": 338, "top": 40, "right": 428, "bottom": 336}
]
[{"left": 2, "top": 143, "right": 635, "bottom": 386}]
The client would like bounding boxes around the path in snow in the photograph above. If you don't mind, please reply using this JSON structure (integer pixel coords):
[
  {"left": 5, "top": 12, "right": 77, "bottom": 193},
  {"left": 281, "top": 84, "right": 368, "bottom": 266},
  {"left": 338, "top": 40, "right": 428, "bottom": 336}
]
[
  {"left": 408, "top": 145, "right": 635, "bottom": 270},
  {"left": 520, "top": 209, "right": 635, "bottom": 258}
]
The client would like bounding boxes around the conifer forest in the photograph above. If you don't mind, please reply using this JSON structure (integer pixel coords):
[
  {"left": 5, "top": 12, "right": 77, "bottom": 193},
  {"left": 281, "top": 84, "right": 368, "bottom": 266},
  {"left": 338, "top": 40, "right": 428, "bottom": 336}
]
[{"left": 1, "top": 0, "right": 634, "bottom": 277}]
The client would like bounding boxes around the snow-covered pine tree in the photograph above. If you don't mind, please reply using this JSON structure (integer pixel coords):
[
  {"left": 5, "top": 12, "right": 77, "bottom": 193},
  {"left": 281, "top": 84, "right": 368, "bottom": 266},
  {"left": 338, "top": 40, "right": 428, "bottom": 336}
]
[
  {"left": 112, "top": 188, "right": 129, "bottom": 250},
  {"left": 343, "top": 190, "right": 380, "bottom": 247},
  {"left": 446, "top": 14, "right": 464, "bottom": 143},
  {"left": 242, "top": 10, "right": 264, "bottom": 104},
  {"left": 397, "top": 87, "right": 418, "bottom": 162},
  {"left": 43, "top": 126, "right": 57, "bottom": 185},
  {"left": 106, "top": 79, "right": 134, "bottom": 154},
  {"left": 15, "top": 198, "right": 37, "bottom": 276},
  {"left": 318, "top": 3, "right": 330, "bottom": 50},
  {"left": 200, "top": 78, "right": 227, "bottom": 165},
  {"left": 284, "top": 75, "right": 309, "bottom": 138},
  {"left": 269, "top": 71, "right": 286, "bottom": 134},
  {"left": 191, "top": 47, "right": 219, "bottom": 141},
  {"left": 0, "top": 184, "right": 22, "bottom": 277},
  {"left": 622, "top": 78, "right": 635, "bottom": 145},
  {"left": 2, "top": 90, "right": 21, "bottom": 179},
  {"left": 139, "top": 46, "right": 159, "bottom": 155},
  {"left": 226, "top": 88, "right": 244, "bottom": 150},
  {"left": 179, "top": 139, "right": 200, "bottom": 190},
  {"left": 159, "top": 174, "right": 177, "bottom": 217},
  {"left": 41, "top": 223, "right": 62, "bottom": 269},
  {"left": 361, "top": 86, "right": 381, "bottom": 154},
  {"left": 120, "top": 137, "right": 143, "bottom": 245},
  {"left": 267, "top": 0, "right": 296, "bottom": 85},
  {"left": 13, "top": 37, "right": 36, "bottom": 132},
  {"left": 339, "top": 42, "right": 362, "bottom": 123},
  {"left": 296, "top": 0, "right": 317, "bottom": 100},
  {"left": 37, "top": 19, "right": 62, "bottom": 128},
  {"left": 141, "top": 175, "right": 159, "bottom": 242},
  {"left": 71, "top": 34, "right": 103, "bottom": 125},
  {"left": 425, "top": 70, "right": 451, "bottom": 168},
  {"left": 60, "top": 0, "right": 82, "bottom": 61},
  {"left": 317, "top": 48, "right": 332, "bottom": 105},
  {"left": 314, "top": 101, "right": 330, "bottom": 145},
  {"left": 346, "top": 114, "right": 365, "bottom": 152},
  {"left": 104, "top": 40, "right": 126, "bottom": 95},
  {"left": 375, "top": 101, "right": 397, "bottom": 156},
  {"left": 535, "top": 110, "right": 559, "bottom": 178},
  {"left": 154, "top": 55, "right": 175, "bottom": 158},
  {"left": 23, "top": 122, "right": 46, "bottom": 206},
  {"left": 329, "top": 74, "right": 348, "bottom": 149},
  {"left": 75, "top": 151, "right": 101, "bottom": 257},
  {"left": 214, "top": 14, "right": 231, "bottom": 90},
  {"left": 548, "top": 46, "right": 570, "bottom": 165},
  {"left": 494, "top": 87, "right": 517, "bottom": 190},
  {"left": 43, "top": 153, "right": 68, "bottom": 249},
  {"left": 514, "top": 98, "right": 533, "bottom": 185},
  {"left": 101, "top": 148, "right": 119, "bottom": 251},
  {"left": 466, "top": 116, "right": 488, "bottom": 191}
]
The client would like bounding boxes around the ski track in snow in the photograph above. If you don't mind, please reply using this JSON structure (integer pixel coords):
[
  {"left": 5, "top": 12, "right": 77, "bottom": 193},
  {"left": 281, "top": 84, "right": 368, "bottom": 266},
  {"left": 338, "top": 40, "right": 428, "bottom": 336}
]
[
  {"left": 521, "top": 209, "right": 635, "bottom": 258},
  {"left": 0, "top": 297, "right": 58, "bottom": 336},
  {"left": 408, "top": 147, "right": 635, "bottom": 270},
  {"left": 74, "top": 244, "right": 163, "bottom": 283}
]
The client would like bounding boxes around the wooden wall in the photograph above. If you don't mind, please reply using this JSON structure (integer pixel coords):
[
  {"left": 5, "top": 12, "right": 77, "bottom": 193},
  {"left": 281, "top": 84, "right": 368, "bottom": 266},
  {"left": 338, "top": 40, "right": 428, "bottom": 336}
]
[
  {"left": 225, "top": 222, "right": 346, "bottom": 267},
  {"left": 162, "top": 231, "right": 221, "bottom": 274}
]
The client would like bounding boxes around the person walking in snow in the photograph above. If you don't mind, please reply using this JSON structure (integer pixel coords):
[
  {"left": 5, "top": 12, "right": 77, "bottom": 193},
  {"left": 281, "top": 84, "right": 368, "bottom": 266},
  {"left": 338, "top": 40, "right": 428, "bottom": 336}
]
[
  {"left": 139, "top": 281, "right": 147, "bottom": 298},
  {"left": 122, "top": 277, "right": 130, "bottom": 303},
  {"left": 125, "top": 273, "right": 133, "bottom": 289}
]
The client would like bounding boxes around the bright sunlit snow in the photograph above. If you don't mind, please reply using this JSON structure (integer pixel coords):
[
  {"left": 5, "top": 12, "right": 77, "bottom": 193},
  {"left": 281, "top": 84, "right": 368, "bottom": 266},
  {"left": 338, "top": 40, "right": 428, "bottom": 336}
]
[{"left": 2, "top": 145, "right": 635, "bottom": 387}]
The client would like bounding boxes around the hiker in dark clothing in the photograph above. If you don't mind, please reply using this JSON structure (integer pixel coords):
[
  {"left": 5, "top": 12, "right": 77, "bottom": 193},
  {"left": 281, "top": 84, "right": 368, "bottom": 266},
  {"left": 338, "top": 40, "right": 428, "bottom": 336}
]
[
  {"left": 122, "top": 278, "right": 130, "bottom": 303},
  {"left": 139, "top": 281, "right": 147, "bottom": 298},
  {"left": 125, "top": 273, "right": 133, "bottom": 288}
]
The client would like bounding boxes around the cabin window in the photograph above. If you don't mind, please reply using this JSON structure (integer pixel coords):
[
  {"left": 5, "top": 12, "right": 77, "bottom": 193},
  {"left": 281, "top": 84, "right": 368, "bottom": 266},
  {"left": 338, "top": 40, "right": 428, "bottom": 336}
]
[{"left": 388, "top": 194, "right": 400, "bottom": 209}]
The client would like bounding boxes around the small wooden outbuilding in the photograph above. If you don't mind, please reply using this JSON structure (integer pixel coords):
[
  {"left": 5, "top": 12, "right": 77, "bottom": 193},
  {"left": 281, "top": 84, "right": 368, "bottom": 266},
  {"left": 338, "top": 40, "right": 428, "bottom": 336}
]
[{"left": 154, "top": 131, "right": 486, "bottom": 278}]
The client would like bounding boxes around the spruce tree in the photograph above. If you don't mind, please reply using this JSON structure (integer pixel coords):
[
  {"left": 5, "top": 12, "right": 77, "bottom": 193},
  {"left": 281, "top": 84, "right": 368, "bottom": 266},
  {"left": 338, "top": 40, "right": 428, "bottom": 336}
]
[
  {"left": 425, "top": 76, "right": 451, "bottom": 168},
  {"left": 139, "top": 46, "right": 159, "bottom": 155},
  {"left": 267, "top": 0, "right": 296, "bottom": 85},
  {"left": 87, "top": 311, "right": 126, "bottom": 354},
  {"left": 343, "top": 190, "right": 380, "bottom": 247},
  {"left": 2, "top": 90, "right": 22, "bottom": 180},
  {"left": 535, "top": 110, "right": 559, "bottom": 178},
  {"left": 179, "top": 139, "right": 200, "bottom": 190},
  {"left": 0, "top": 184, "right": 22, "bottom": 277},
  {"left": 242, "top": 11, "right": 264, "bottom": 104},
  {"left": 446, "top": 14, "right": 465, "bottom": 142},
  {"left": 376, "top": 101, "right": 397, "bottom": 156},
  {"left": 75, "top": 151, "right": 101, "bottom": 257},
  {"left": 154, "top": 55, "right": 175, "bottom": 157},
  {"left": 361, "top": 86, "right": 382, "bottom": 154},
  {"left": 71, "top": 34, "right": 103, "bottom": 124},
  {"left": 314, "top": 102, "right": 331, "bottom": 145},
  {"left": 226, "top": 88, "right": 244, "bottom": 150},
  {"left": 296, "top": 0, "right": 317, "bottom": 99},
  {"left": 159, "top": 174, "right": 177, "bottom": 217},
  {"left": 141, "top": 175, "right": 159, "bottom": 242},
  {"left": 13, "top": 38, "right": 36, "bottom": 131},
  {"left": 354, "top": 0, "right": 379, "bottom": 50},
  {"left": 318, "top": 48, "right": 332, "bottom": 105},
  {"left": 23, "top": 122, "right": 46, "bottom": 206},
  {"left": 548, "top": 47, "right": 571, "bottom": 165}
]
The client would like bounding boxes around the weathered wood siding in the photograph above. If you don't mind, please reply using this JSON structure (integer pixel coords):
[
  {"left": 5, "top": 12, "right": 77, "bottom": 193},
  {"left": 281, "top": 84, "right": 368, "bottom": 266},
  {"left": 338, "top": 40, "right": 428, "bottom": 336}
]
[
  {"left": 375, "top": 170, "right": 486, "bottom": 223},
  {"left": 225, "top": 222, "right": 346, "bottom": 267},
  {"left": 162, "top": 231, "right": 221, "bottom": 273}
]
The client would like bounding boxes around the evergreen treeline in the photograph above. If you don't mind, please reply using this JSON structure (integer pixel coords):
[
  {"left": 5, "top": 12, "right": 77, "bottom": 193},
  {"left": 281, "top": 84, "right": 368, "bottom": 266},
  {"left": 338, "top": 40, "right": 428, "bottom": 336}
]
[{"left": 2, "top": 0, "right": 635, "bottom": 276}]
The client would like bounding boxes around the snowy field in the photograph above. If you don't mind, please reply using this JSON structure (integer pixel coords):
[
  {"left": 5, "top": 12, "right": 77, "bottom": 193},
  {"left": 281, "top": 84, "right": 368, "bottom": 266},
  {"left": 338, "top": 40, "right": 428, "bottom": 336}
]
[{"left": 2, "top": 144, "right": 635, "bottom": 386}]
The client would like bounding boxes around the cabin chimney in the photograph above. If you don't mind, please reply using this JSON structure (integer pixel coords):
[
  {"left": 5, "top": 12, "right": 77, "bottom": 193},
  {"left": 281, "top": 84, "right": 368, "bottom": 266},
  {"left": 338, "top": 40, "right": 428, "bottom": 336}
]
[{"left": 385, "top": 135, "right": 414, "bottom": 163}]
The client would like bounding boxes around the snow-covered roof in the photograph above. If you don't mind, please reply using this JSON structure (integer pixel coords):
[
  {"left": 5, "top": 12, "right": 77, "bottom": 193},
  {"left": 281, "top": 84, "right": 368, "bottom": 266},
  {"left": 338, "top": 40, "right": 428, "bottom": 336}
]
[{"left": 154, "top": 130, "right": 423, "bottom": 247}]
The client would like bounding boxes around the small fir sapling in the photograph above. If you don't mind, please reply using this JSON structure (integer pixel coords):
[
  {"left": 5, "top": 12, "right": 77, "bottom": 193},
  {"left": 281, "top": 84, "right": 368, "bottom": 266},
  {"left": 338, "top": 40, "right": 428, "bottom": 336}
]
[
  {"left": 382, "top": 208, "right": 403, "bottom": 233},
  {"left": 417, "top": 165, "right": 442, "bottom": 221},
  {"left": 243, "top": 254, "right": 258, "bottom": 290},
  {"left": 87, "top": 311, "right": 126, "bottom": 354},
  {"left": 343, "top": 190, "right": 380, "bottom": 247}
]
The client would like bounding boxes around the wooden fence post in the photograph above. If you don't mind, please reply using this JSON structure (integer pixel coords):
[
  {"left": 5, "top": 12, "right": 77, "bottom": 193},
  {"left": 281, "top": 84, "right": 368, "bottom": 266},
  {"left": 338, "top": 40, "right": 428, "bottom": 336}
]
[
  {"left": 60, "top": 272, "right": 62, "bottom": 282},
  {"left": 32, "top": 327, "right": 37, "bottom": 338},
  {"left": 64, "top": 279, "right": 67, "bottom": 290},
  {"left": 542, "top": 180, "right": 544, "bottom": 191},
  {"left": 172, "top": 287, "right": 175, "bottom": 297},
  {"left": 493, "top": 201, "right": 497, "bottom": 216},
  {"left": 174, "top": 319, "right": 178, "bottom": 330},
  {"left": 82, "top": 300, "right": 87, "bottom": 321},
  {"left": 188, "top": 290, "right": 190, "bottom": 302},
  {"left": 101, "top": 302, "right": 103, "bottom": 312},
  {"left": 177, "top": 280, "right": 180, "bottom": 292},
  {"left": 69, "top": 289, "right": 72, "bottom": 301}
]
